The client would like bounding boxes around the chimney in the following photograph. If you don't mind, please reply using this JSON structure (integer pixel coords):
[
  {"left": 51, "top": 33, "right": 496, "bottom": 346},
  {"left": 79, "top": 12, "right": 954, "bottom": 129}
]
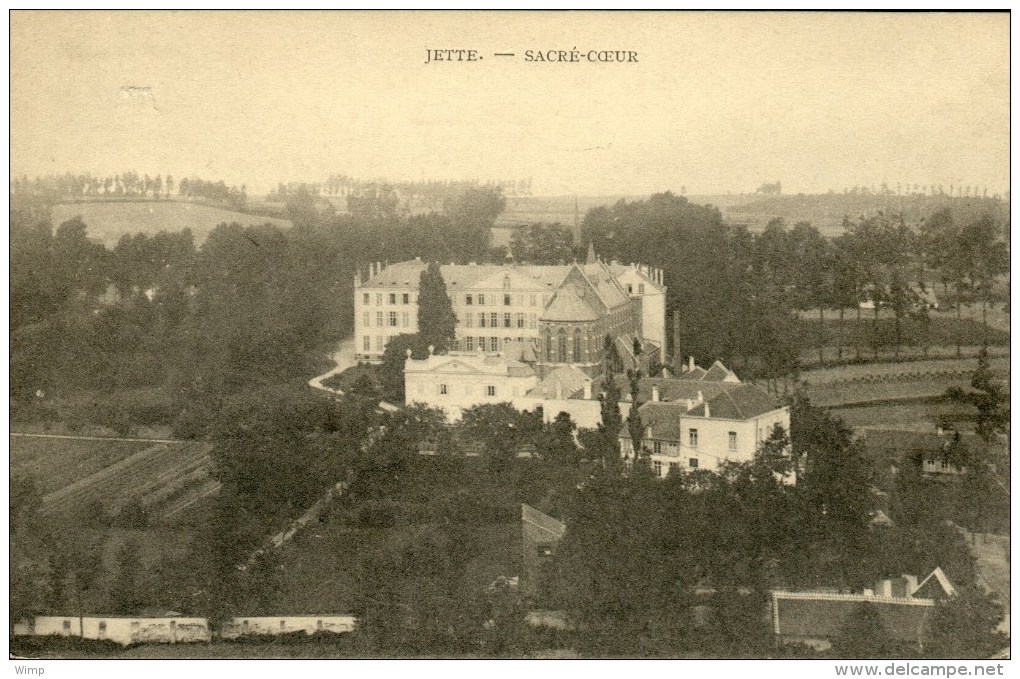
[
  {"left": 428, "top": 345, "right": 434, "bottom": 355},
  {"left": 651, "top": 385, "right": 660, "bottom": 402},
  {"left": 376, "top": 261, "right": 382, "bottom": 275},
  {"left": 672, "top": 310, "right": 682, "bottom": 375},
  {"left": 704, "top": 401, "right": 710, "bottom": 418},
  {"left": 696, "top": 390, "right": 703, "bottom": 403},
  {"left": 583, "top": 380, "right": 592, "bottom": 399},
  {"left": 879, "top": 580, "right": 893, "bottom": 598},
  {"left": 688, "top": 356, "right": 695, "bottom": 373}
]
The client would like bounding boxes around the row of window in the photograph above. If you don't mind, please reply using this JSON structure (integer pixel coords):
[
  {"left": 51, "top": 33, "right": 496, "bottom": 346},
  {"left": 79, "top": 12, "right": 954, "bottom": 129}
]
[
  {"left": 362, "top": 311, "right": 411, "bottom": 328},
  {"left": 362, "top": 335, "right": 389, "bottom": 351},
  {"left": 644, "top": 431, "right": 738, "bottom": 451},
  {"left": 625, "top": 283, "right": 646, "bottom": 295},
  {"left": 465, "top": 312, "right": 537, "bottom": 329},
  {"left": 439, "top": 383, "right": 497, "bottom": 397},
  {"left": 362, "top": 292, "right": 412, "bottom": 306},
  {"left": 455, "top": 336, "right": 533, "bottom": 352},
  {"left": 544, "top": 328, "right": 592, "bottom": 363},
  {"left": 651, "top": 459, "right": 698, "bottom": 477},
  {"left": 460, "top": 293, "right": 544, "bottom": 307}
]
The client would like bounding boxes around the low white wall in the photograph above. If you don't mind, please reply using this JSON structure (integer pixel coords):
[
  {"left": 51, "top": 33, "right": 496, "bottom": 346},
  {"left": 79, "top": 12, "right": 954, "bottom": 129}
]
[
  {"left": 27, "top": 616, "right": 211, "bottom": 645},
  {"left": 220, "top": 615, "right": 357, "bottom": 638}
]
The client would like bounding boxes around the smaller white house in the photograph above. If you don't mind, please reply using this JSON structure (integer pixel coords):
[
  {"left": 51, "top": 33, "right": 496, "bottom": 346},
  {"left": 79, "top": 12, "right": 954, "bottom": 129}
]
[
  {"left": 16, "top": 615, "right": 211, "bottom": 645},
  {"left": 405, "top": 349, "right": 539, "bottom": 421},
  {"left": 220, "top": 615, "right": 356, "bottom": 638},
  {"left": 618, "top": 378, "right": 790, "bottom": 478}
]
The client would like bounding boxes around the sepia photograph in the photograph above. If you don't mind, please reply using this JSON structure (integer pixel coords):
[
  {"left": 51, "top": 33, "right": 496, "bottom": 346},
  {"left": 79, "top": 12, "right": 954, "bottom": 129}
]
[{"left": 8, "top": 9, "right": 1011, "bottom": 669}]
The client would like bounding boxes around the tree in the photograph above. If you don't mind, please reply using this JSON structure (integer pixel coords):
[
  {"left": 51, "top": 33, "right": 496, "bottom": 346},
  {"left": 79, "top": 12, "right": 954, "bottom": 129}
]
[
  {"left": 444, "top": 186, "right": 505, "bottom": 262},
  {"left": 379, "top": 333, "right": 428, "bottom": 403},
  {"left": 510, "top": 223, "right": 575, "bottom": 264},
  {"left": 460, "top": 403, "right": 531, "bottom": 474},
  {"left": 417, "top": 262, "right": 457, "bottom": 353},
  {"left": 110, "top": 538, "right": 145, "bottom": 614},
  {"left": 958, "top": 214, "right": 1009, "bottom": 344},
  {"left": 946, "top": 349, "right": 1008, "bottom": 443},
  {"left": 923, "top": 585, "right": 1007, "bottom": 658}
]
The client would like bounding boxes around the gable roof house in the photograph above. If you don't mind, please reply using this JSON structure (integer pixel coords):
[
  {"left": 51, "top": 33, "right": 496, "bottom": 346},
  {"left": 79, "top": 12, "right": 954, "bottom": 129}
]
[{"left": 771, "top": 568, "right": 958, "bottom": 652}]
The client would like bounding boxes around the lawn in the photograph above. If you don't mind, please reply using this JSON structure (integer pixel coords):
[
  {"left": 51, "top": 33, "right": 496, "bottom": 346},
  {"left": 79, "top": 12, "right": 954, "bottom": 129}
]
[
  {"left": 52, "top": 200, "right": 291, "bottom": 247},
  {"left": 10, "top": 436, "right": 152, "bottom": 494}
]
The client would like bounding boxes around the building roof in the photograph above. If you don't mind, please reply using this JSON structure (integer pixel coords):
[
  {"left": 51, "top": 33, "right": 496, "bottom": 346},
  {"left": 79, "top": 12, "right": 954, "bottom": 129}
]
[
  {"left": 618, "top": 401, "right": 687, "bottom": 441},
  {"left": 527, "top": 366, "right": 591, "bottom": 399},
  {"left": 405, "top": 351, "right": 536, "bottom": 378},
  {"left": 913, "top": 567, "right": 957, "bottom": 600},
  {"left": 772, "top": 592, "right": 936, "bottom": 643},
  {"left": 687, "top": 384, "right": 785, "bottom": 420},
  {"left": 606, "top": 262, "right": 667, "bottom": 292},
  {"left": 522, "top": 504, "right": 567, "bottom": 538},
  {"left": 364, "top": 259, "right": 429, "bottom": 287},
  {"left": 602, "top": 375, "right": 782, "bottom": 421},
  {"left": 678, "top": 366, "right": 708, "bottom": 380},
  {"left": 579, "top": 261, "right": 631, "bottom": 309},
  {"left": 540, "top": 281, "right": 601, "bottom": 322},
  {"left": 703, "top": 360, "right": 740, "bottom": 382}
]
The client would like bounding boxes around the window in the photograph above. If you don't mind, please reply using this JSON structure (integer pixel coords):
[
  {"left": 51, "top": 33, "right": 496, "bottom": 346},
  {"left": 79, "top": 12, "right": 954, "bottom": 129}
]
[
  {"left": 516, "top": 313, "right": 525, "bottom": 328},
  {"left": 478, "top": 294, "right": 486, "bottom": 305},
  {"left": 503, "top": 276, "right": 511, "bottom": 289},
  {"left": 363, "top": 293, "right": 370, "bottom": 305},
  {"left": 558, "top": 328, "right": 567, "bottom": 362},
  {"left": 376, "top": 311, "right": 383, "bottom": 327},
  {"left": 376, "top": 293, "right": 382, "bottom": 305},
  {"left": 466, "top": 336, "right": 475, "bottom": 350},
  {"left": 530, "top": 294, "right": 537, "bottom": 306},
  {"left": 401, "top": 312, "right": 409, "bottom": 327},
  {"left": 389, "top": 311, "right": 398, "bottom": 327},
  {"left": 363, "top": 336, "right": 370, "bottom": 351},
  {"left": 98, "top": 621, "right": 107, "bottom": 638},
  {"left": 669, "top": 462, "right": 680, "bottom": 474},
  {"left": 490, "top": 336, "right": 498, "bottom": 351},
  {"left": 62, "top": 620, "right": 71, "bottom": 632},
  {"left": 653, "top": 441, "right": 662, "bottom": 455},
  {"left": 504, "top": 312, "right": 512, "bottom": 328},
  {"left": 728, "top": 432, "right": 737, "bottom": 450},
  {"left": 363, "top": 311, "right": 370, "bottom": 327},
  {"left": 627, "top": 284, "right": 633, "bottom": 293},
  {"left": 545, "top": 331, "right": 553, "bottom": 361},
  {"left": 529, "top": 313, "right": 537, "bottom": 329},
  {"left": 654, "top": 461, "right": 663, "bottom": 477},
  {"left": 490, "top": 313, "right": 498, "bottom": 328},
  {"left": 375, "top": 335, "right": 384, "bottom": 350},
  {"left": 574, "top": 329, "right": 582, "bottom": 360},
  {"left": 689, "top": 429, "right": 698, "bottom": 447},
  {"left": 479, "top": 313, "right": 487, "bottom": 328},
  {"left": 389, "top": 293, "right": 396, "bottom": 304},
  {"left": 403, "top": 293, "right": 410, "bottom": 304},
  {"left": 440, "top": 384, "right": 448, "bottom": 395},
  {"left": 689, "top": 458, "right": 699, "bottom": 468},
  {"left": 486, "top": 385, "right": 496, "bottom": 396},
  {"left": 638, "top": 283, "right": 645, "bottom": 294},
  {"left": 466, "top": 313, "right": 474, "bottom": 328},
  {"left": 466, "top": 294, "right": 473, "bottom": 305},
  {"left": 504, "top": 294, "right": 512, "bottom": 306},
  {"left": 479, "top": 337, "right": 488, "bottom": 351}
]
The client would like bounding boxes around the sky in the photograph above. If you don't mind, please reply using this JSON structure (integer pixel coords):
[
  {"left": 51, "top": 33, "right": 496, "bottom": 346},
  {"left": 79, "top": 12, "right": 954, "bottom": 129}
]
[{"left": 10, "top": 11, "right": 1011, "bottom": 197}]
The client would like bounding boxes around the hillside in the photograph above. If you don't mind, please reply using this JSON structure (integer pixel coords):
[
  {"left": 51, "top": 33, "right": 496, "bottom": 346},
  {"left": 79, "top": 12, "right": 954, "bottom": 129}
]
[{"left": 51, "top": 200, "right": 292, "bottom": 247}]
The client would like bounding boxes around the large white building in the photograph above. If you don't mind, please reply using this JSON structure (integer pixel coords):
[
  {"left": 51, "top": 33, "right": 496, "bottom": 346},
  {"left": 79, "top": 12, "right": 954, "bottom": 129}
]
[{"left": 353, "top": 255, "right": 666, "bottom": 373}]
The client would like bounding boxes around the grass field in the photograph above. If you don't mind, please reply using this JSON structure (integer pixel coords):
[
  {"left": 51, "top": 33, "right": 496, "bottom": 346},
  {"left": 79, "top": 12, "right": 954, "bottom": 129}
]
[
  {"left": 52, "top": 200, "right": 291, "bottom": 247},
  {"left": 828, "top": 399, "right": 976, "bottom": 431},
  {"left": 11, "top": 435, "right": 219, "bottom": 524},
  {"left": 10, "top": 436, "right": 153, "bottom": 494}
]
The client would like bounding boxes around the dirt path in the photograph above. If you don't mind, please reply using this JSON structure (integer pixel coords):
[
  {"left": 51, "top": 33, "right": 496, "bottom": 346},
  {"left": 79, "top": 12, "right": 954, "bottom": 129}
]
[{"left": 307, "top": 338, "right": 356, "bottom": 395}]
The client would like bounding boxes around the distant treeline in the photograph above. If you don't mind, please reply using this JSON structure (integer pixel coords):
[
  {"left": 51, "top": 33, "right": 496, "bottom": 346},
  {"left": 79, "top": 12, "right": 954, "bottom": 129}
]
[{"left": 10, "top": 172, "right": 248, "bottom": 211}]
